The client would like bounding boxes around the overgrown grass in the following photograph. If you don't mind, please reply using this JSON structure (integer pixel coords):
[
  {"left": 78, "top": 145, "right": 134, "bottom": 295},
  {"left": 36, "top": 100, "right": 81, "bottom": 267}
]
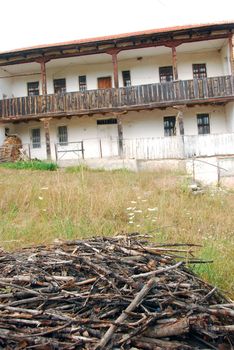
[
  {"left": 0, "top": 161, "right": 58, "bottom": 171},
  {"left": 0, "top": 167, "right": 233, "bottom": 296}
]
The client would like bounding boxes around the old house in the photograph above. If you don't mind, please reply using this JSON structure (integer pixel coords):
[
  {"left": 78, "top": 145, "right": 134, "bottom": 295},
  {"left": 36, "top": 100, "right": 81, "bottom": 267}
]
[{"left": 0, "top": 21, "right": 234, "bottom": 167}]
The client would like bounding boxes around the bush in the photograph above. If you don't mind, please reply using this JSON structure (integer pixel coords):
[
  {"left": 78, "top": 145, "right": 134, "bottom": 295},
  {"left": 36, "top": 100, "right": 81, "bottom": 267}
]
[{"left": 0, "top": 160, "right": 58, "bottom": 171}]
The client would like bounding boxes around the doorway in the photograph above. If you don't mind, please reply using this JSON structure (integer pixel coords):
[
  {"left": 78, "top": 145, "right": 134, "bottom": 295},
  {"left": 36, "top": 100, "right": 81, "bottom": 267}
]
[
  {"left": 97, "top": 118, "right": 119, "bottom": 157},
  {"left": 97, "top": 76, "right": 112, "bottom": 89}
]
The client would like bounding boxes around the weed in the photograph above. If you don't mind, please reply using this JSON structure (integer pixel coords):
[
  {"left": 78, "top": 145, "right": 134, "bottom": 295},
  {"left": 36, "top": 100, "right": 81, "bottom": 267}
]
[{"left": 0, "top": 161, "right": 58, "bottom": 171}]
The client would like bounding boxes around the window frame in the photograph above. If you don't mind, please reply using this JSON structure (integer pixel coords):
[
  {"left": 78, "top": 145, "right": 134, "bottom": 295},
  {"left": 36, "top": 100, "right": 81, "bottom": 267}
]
[
  {"left": 78, "top": 75, "right": 87, "bottom": 92},
  {"left": 197, "top": 113, "right": 210, "bottom": 135},
  {"left": 27, "top": 81, "right": 39, "bottom": 96},
  {"left": 97, "top": 118, "right": 117, "bottom": 125},
  {"left": 164, "top": 116, "right": 176, "bottom": 137},
  {"left": 159, "top": 66, "right": 174, "bottom": 83},
  {"left": 31, "top": 128, "right": 41, "bottom": 149},
  {"left": 192, "top": 63, "right": 207, "bottom": 79},
  {"left": 122, "top": 70, "right": 131, "bottom": 87},
  {"left": 53, "top": 78, "right": 66, "bottom": 94},
  {"left": 58, "top": 125, "right": 68, "bottom": 145}
]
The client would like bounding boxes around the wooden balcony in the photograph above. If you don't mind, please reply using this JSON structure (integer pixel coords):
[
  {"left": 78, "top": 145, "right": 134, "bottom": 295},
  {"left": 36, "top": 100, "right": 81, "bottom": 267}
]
[{"left": 0, "top": 75, "right": 234, "bottom": 121}]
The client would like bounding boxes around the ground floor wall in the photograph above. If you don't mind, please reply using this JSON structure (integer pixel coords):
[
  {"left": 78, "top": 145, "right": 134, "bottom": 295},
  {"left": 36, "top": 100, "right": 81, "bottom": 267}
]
[{"left": 0, "top": 104, "right": 233, "bottom": 161}]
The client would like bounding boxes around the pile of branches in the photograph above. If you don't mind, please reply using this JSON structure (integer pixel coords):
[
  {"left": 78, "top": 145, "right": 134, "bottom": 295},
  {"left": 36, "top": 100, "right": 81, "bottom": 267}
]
[{"left": 0, "top": 234, "right": 233, "bottom": 349}]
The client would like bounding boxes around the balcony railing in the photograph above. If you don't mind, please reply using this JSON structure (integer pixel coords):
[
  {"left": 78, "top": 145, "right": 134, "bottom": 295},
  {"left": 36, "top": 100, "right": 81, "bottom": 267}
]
[{"left": 0, "top": 75, "right": 234, "bottom": 120}]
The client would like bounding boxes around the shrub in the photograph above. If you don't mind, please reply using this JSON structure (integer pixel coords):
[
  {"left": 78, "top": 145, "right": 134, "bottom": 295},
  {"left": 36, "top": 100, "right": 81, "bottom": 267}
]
[{"left": 0, "top": 160, "right": 58, "bottom": 171}]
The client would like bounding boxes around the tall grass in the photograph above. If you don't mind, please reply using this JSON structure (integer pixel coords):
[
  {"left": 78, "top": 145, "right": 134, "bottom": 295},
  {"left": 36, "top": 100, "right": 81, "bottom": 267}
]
[{"left": 0, "top": 167, "right": 233, "bottom": 296}]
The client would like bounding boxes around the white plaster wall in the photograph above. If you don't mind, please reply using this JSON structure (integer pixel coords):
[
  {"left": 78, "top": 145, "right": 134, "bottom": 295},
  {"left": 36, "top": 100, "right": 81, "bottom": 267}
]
[
  {"left": 0, "top": 125, "right": 5, "bottom": 145},
  {"left": 177, "top": 51, "right": 223, "bottom": 79},
  {"left": 0, "top": 69, "right": 13, "bottom": 99},
  {"left": 220, "top": 41, "right": 231, "bottom": 75},
  {"left": 225, "top": 102, "right": 234, "bottom": 132},
  {"left": 122, "top": 106, "right": 227, "bottom": 139},
  {"left": 183, "top": 105, "right": 227, "bottom": 135},
  {"left": 13, "top": 105, "right": 228, "bottom": 160},
  {"left": 5, "top": 48, "right": 227, "bottom": 98}
]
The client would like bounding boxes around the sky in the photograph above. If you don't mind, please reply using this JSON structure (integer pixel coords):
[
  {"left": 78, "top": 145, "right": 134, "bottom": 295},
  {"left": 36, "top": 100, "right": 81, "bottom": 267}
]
[{"left": 1, "top": 0, "right": 234, "bottom": 52}]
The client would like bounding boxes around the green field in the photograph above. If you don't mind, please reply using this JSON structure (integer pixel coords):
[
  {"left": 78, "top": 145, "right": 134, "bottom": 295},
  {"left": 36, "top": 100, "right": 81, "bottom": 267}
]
[{"left": 0, "top": 166, "right": 233, "bottom": 297}]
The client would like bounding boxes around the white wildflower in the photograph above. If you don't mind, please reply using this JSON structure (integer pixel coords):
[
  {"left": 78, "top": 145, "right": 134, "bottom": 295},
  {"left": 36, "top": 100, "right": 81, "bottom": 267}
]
[
  {"left": 38, "top": 196, "right": 43, "bottom": 200},
  {"left": 126, "top": 207, "right": 132, "bottom": 210},
  {"left": 128, "top": 221, "right": 134, "bottom": 224},
  {"left": 41, "top": 187, "right": 48, "bottom": 190},
  {"left": 147, "top": 207, "right": 158, "bottom": 212},
  {"left": 136, "top": 224, "right": 141, "bottom": 227},
  {"left": 141, "top": 199, "right": 147, "bottom": 202},
  {"left": 130, "top": 200, "right": 137, "bottom": 204},
  {"left": 134, "top": 210, "right": 142, "bottom": 213}
]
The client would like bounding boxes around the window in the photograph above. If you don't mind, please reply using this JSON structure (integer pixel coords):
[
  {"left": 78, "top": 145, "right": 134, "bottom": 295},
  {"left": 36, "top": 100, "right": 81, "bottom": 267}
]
[
  {"left": 31, "top": 128, "right": 41, "bottom": 148},
  {"left": 193, "top": 64, "right": 207, "bottom": 79},
  {"left": 197, "top": 114, "right": 210, "bottom": 134},
  {"left": 164, "top": 116, "right": 176, "bottom": 136},
  {"left": 97, "top": 118, "right": 117, "bottom": 125},
  {"left": 58, "top": 126, "right": 68, "bottom": 145},
  {"left": 53, "top": 79, "right": 66, "bottom": 94},
  {"left": 79, "top": 75, "right": 87, "bottom": 91},
  {"left": 122, "top": 70, "right": 131, "bottom": 87},
  {"left": 159, "top": 66, "right": 173, "bottom": 83},
  {"left": 27, "top": 82, "right": 39, "bottom": 96}
]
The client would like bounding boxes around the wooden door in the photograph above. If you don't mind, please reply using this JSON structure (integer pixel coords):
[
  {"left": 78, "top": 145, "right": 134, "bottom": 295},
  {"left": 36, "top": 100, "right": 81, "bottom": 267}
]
[
  {"left": 98, "top": 77, "right": 112, "bottom": 89},
  {"left": 97, "top": 118, "right": 119, "bottom": 157}
]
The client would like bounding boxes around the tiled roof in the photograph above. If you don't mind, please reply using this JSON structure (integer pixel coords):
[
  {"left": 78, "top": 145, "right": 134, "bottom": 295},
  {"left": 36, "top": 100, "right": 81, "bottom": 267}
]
[{"left": 0, "top": 21, "right": 233, "bottom": 55}]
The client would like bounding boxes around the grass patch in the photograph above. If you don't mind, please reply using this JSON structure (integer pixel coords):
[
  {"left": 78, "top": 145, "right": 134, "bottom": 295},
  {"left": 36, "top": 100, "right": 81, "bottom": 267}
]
[
  {"left": 0, "top": 160, "right": 58, "bottom": 171},
  {"left": 65, "top": 164, "right": 104, "bottom": 173},
  {"left": 0, "top": 168, "right": 233, "bottom": 297}
]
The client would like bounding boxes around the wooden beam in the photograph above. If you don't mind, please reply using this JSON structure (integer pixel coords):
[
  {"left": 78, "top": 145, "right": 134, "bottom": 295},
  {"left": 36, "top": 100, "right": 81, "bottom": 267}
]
[
  {"left": 107, "top": 49, "right": 121, "bottom": 89},
  {"left": 35, "top": 58, "right": 50, "bottom": 95},
  {"left": 171, "top": 46, "right": 178, "bottom": 80},
  {"left": 0, "top": 33, "right": 230, "bottom": 67},
  {"left": 40, "top": 118, "right": 51, "bottom": 160},
  {"left": 112, "top": 53, "right": 119, "bottom": 88},
  {"left": 228, "top": 34, "right": 234, "bottom": 75},
  {"left": 117, "top": 116, "right": 123, "bottom": 157}
]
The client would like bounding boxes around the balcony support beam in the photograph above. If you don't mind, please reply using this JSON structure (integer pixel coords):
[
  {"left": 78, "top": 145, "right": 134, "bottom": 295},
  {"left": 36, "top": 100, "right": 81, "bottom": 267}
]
[
  {"left": 117, "top": 117, "right": 123, "bottom": 157},
  {"left": 228, "top": 34, "right": 234, "bottom": 75},
  {"left": 171, "top": 46, "right": 178, "bottom": 80},
  {"left": 40, "top": 117, "right": 52, "bottom": 160},
  {"left": 35, "top": 58, "right": 50, "bottom": 95},
  {"left": 107, "top": 49, "right": 121, "bottom": 88}
]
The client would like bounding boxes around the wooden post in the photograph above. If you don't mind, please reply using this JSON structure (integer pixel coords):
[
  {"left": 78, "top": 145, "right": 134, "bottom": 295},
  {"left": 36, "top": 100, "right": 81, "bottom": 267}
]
[
  {"left": 112, "top": 52, "right": 119, "bottom": 88},
  {"left": 117, "top": 116, "right": 123, "bottom": 157},
  {"left": 177, "top": 111, "right": 184, "bottom": 135},
  {"left": 35, "top": 57, "right": 50, "bottom": 95},
  {"left": 40, "top": 60, "right": 47, "bottom": 95},
  {"left": 35, "top": 58, "right": 50, "bottom": 114},
  {"left": 40, "top": 118, "right": 52, "bottom": 160},
  {"left": 106, "top": 49, "right": 121, "bottom": 89},
  {"left": 171, "top": 46, "right": 178, "bottom": 80},
  {"left": 228, "top": 34, "right": 234, "bottom": 75}
]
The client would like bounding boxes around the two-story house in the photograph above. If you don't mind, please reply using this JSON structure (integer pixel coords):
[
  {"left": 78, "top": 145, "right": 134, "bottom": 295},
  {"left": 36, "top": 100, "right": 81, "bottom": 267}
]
[{"left": 0, "top": 21, "right": 234, "bottom": 163}]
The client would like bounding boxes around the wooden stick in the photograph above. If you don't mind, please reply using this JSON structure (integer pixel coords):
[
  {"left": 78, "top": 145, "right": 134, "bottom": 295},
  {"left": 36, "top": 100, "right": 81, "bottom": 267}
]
[{"left": 96, "top": 261, "right": 181, "bottom": 349}]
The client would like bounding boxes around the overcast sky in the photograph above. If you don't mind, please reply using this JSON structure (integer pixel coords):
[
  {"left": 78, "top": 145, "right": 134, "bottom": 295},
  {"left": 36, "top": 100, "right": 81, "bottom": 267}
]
[{"left": 1, "top": 0, "right": 234, "bottom": 51}]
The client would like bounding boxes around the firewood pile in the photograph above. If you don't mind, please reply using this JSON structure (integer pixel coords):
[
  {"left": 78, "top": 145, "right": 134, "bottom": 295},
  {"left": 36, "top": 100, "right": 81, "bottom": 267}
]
[
  {"left": 0, "top": 135, "right": 22, "bottom": 162},
  {"left": 0, "top": 234, "right": 233, "bottom": 349}
]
